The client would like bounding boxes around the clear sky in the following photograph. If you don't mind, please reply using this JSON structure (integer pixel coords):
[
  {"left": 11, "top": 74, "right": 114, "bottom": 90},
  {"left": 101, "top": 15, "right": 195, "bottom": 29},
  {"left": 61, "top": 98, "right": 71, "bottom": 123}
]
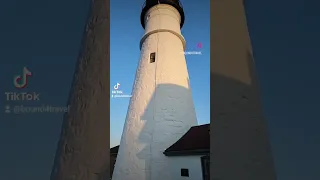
[
  {"left": 110, "top": 0, "right": 211, "bottom": 148},
  {"left": 0, "top": 0, "right": 319, "bottom": 180}
]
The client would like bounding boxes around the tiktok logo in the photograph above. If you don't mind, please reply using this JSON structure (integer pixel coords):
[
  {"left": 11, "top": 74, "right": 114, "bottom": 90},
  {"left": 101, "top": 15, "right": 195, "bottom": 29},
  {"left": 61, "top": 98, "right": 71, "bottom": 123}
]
[
  {"left": 114, "top": 83, "right": 120, "bottom": 90},
  {"left": 111, "top": 82, "right": 131, "bottom": 98},
  {"left": 13, "top": 67, "right": 32, "bottom": 89}
]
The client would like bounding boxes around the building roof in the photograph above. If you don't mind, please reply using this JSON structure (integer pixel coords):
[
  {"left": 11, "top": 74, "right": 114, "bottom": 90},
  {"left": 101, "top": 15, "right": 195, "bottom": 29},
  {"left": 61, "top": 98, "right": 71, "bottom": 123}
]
[
  {"left": 110, "top": 145, "right": 119, "bottom": 155},
  {"left": 163, "top": 124, "right": 210, "bottom": 156},
  {"left": 110, "top": 123, "right": 210, "bottom": 156}
]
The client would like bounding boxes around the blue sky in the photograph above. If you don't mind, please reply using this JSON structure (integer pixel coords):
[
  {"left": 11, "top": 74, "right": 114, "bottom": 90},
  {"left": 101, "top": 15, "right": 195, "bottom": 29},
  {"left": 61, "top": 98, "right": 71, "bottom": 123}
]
[{"left": 110, "top": 0, "right": 211, "bottom": 147}]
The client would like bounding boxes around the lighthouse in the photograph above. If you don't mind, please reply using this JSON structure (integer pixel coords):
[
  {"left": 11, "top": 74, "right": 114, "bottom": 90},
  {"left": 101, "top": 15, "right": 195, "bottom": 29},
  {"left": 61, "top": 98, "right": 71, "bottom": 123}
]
[{"left": 112, "top": 0, "right": 198, "bottom": 180}]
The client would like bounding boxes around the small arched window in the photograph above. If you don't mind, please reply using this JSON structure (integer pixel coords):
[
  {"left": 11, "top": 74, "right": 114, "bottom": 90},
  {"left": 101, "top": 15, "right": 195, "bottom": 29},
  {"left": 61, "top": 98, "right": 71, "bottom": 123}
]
[{"left": 150, "top": 52, "right": 156, "bottom": 63}]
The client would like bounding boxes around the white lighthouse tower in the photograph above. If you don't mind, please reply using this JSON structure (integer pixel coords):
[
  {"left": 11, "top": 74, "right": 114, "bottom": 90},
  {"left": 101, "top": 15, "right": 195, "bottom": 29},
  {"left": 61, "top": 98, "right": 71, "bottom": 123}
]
[{"left": 112, "top": 0, "right": 197, "bottom": 180}]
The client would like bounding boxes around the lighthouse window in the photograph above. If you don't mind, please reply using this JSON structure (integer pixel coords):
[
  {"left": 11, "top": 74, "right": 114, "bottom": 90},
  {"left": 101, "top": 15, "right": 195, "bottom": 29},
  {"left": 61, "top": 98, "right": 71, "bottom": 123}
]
[
  {"left": 181, "top": 168, "right": 189, "bottom": 177},
  {"left": 150, "top": 52, "right": 156, "bottom": 63}
]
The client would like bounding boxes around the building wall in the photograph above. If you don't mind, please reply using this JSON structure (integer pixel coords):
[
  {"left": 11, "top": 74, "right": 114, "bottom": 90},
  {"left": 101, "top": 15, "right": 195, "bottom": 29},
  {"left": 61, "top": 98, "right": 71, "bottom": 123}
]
[
  {"left": 169, "top": 155, "right": 203, "bottom": 180},
  {"left": 111, "top": 154, "right": 204, "bottom": 180}
]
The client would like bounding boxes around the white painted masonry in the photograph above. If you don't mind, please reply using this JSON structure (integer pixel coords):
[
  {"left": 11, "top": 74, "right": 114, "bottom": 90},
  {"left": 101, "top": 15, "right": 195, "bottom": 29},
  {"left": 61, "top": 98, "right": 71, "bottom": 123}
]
[
  {"left": 112, "top": 4, "right": 198, "bottom": 180},
  {"left": 169, "top": 156, "right": 204, "bottom": 180}
]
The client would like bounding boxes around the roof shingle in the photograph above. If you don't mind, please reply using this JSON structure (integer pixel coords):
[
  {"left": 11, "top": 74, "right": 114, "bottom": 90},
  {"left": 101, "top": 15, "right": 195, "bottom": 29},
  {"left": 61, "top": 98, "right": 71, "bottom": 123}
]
[{"left": 163, "top": 124, "right": 210, "bottom": 156}]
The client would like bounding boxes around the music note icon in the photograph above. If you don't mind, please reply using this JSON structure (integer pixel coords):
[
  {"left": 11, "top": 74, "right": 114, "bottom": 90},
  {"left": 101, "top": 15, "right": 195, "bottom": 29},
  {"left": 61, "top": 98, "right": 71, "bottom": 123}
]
[
  {"left": 114, "top": 83, "right": 120, "bottom": 90},
  {"left": 13, "top": 67, "right": 32, "bottom": 89}
]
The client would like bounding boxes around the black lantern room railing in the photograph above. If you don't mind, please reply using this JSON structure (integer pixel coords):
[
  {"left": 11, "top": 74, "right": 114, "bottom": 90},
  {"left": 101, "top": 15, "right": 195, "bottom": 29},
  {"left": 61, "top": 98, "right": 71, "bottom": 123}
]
[{"left": 140, "top": 0, "right": 185, "bottom": 29}]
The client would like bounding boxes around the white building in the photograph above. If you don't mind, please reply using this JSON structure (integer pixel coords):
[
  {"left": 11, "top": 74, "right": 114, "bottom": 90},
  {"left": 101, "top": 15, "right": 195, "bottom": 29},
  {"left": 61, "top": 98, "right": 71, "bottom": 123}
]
[{"left": 111, "top": 124, "right": 210, "bottom": 180}]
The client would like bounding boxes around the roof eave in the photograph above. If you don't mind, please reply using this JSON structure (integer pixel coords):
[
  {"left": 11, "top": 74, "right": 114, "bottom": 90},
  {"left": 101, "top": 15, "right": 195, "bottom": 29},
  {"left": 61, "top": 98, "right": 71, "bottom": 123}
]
[{"left": 163, "top": 149, "right": 210, "bottom": 156}]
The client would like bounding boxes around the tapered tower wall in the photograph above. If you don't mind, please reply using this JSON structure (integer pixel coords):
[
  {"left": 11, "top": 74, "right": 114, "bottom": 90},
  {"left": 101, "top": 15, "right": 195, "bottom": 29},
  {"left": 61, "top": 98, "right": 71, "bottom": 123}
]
[
  {"left": 112, "top": 4, "right": 197, "bottom": 180},
  {"left": 50, "top": 1, "right": 110, "bottom": 180},
  {"left": 210, "top": 0, "right": 278, "bottom": 179}
]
